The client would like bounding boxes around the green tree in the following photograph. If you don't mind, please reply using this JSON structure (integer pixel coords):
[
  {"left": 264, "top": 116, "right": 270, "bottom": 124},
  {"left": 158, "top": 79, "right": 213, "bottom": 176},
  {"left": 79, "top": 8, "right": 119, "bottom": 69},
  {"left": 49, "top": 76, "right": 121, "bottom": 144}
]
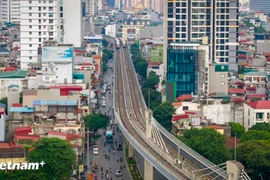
[
  {"left": 84, "top": 113, "right": 109, "bottom": 133},
  {"left": 236, "top": 140, "right": 270, "bottom": 179},
  {"left": 250, "top": 123, "right": 270, "bottom": 132},
  {"left": 142, "top": 71, "right": 159, "bottom": 89},
  {"left": 240, "top": 130, "right": 270, "bottom": 142},
  {"left": 102, "top": 53, "right": 109, "bottom": 63},
  {"left": 180, "top": 128, "right": 232, "bottom": 164},
  {"left": 134, "top": 60, "right": 148, "bottom": 79},
  {"left": 153, "top": 101, "right": 175, "bottom": 132},
  {"left": 150, "top": 99, "right": 162, "bottom": 111},
  {"left": 0, "top": 97, "right": 8, "bottom": 114},
  {"left": 142, "top": 88, "right": 161, "bottom": 108},
  {"left": 19, "top": 92, "right": 23, "bottom": 103},
  {"left": 102, "top": 63, "right": 108, "bottom": 73},
  {"left": 103, "top": 49, "right": 113, "bottom": 59},
  {"left": 229, "top": 122, "right": 245, "bottom": 138},
  {"left": 102, "top": 39, "right": 108, "bottom": 47},
  {"left": 0, "top": 170, "right": 49, "bottom": 180},
  {"left": 27, "top": 138, "right": 76, "bottom": 180}
]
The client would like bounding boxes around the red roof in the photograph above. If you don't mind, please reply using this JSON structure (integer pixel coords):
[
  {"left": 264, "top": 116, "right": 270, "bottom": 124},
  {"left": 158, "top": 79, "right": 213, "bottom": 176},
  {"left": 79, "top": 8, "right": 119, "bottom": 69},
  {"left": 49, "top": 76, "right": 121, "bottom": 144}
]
[
  {"left": 245, "top": 87, "right": 256, "bottom": 91},
  {"left": 205, "top": 125, "right": 223, "bottom": 130},
  {"left": 15, "top": 134, "right": 40, "bottom": 142},
  {"left": 4, "top": 67, "right": 16, "bottom": 72},
  {"left": 148, "top": 62, "right": 159, "bottom": 66},
  {"left": 263, "top": 52, "right": 270, "bottom": 57},
  {"left": 14, "top": 126, "right": 32, "bottom": 134},
  {"left": 172, "top": 114, "right": 189, "bottom": 122},
  {"left": 12, "top": 103, "right": 23, "bottom": 107},
  {"left": 231, "top": 98, "right": 245, "bottom": 103},
  {"left": 247, "top": 100, "right": 270, "bottom": 109},
  {"left": 74, "top": 50, "right": 86, "bottom": 53},
  {"left": 185, "top": 111, "right": 197, "bottom": 115},
  {"left": 48, "top": 131, "right": 82, "bottom": 142},
  {"left": 50, "top": 86, "right": 83, "bottom": 96},
  {"left": 228, "top": 88, "right": 245, "bottom": 94},
  {"left": 246, "top": 94, "right": 267, "bottom": 99},
  {"left": 238, "top": 54, "right": 246, "bottom": 59},
  {"left": 92, "top": 55, "right": 101, "bottom": 60},
  {"left": 225, "top": 136, "right": 240, "bottom": 148},
  {"left": 176, "top": 94, "right": 192, "bottom": 101}
]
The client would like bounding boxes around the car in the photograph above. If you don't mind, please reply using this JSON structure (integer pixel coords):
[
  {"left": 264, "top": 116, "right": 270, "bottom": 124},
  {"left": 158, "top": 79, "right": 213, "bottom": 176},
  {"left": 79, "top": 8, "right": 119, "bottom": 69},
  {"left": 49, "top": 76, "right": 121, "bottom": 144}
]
[
  {"left": 102, "top": 99, "right": 106, "bottom": 103},
  {"left": 115, "top": 170, "right": 122, "bottom": 177},
  {"left": 102, "top": 102, "right": 106, "bottom": 107},
  {"left": 107, "top": 85, "right": 111, "bottom": 90},
  {"left": 93, "top": 145, "right": 98, "bottom": 155},
  {"left": 102, "top": 96, "right": 106, "bottom": 100},
  {"left": 117, "top": 144, "right": 123, "bottom": 151}
]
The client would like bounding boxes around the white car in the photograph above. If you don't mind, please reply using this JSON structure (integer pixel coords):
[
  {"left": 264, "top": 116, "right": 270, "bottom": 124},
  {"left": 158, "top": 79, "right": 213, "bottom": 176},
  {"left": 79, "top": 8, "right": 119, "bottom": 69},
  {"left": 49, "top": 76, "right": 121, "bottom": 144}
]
[
  {"left": 93, "top": 145, "right": 98, "bottom": 155},
  {"left": 116, "top": 170, "right": 122, "bottom": 177},
  {"left": 102, "top": 96, "right": 106, "bottom": 100},
  {"left": 102, "top": 102, "right": 106, "bottom": 107}
]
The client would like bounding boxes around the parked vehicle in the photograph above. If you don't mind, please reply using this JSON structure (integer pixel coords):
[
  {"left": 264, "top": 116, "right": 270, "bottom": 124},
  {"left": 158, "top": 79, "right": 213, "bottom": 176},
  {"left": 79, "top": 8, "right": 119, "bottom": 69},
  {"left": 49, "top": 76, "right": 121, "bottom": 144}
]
[{"left": 93, "top": 145, "right": 99, "bottom": 155}]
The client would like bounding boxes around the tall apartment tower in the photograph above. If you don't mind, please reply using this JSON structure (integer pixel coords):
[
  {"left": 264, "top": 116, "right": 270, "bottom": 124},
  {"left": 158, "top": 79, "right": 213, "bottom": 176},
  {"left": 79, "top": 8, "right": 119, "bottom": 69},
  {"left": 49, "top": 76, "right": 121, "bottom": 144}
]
[
  {"left": 20, "top": 0, "right": 82, "bottom": 69},
  {"left": 163, "top": 0, "right": 239, "bottom": 72},
  {"left": 0, "top": 0, "right": 20, "bottom": 23}
]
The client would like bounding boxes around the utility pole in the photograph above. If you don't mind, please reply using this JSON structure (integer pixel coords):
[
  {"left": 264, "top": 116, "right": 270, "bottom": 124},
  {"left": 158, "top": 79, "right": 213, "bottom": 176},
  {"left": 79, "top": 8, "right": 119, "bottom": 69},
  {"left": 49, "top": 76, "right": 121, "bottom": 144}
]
[
  {"left": 234, "top": 133, "right": 237, "bottom": 160},
  {"left": 87, "top": 130, "right": 90, "bottom": 175},
  {"left": 148, "top": 89, "right": 150, "bottom": 109}
]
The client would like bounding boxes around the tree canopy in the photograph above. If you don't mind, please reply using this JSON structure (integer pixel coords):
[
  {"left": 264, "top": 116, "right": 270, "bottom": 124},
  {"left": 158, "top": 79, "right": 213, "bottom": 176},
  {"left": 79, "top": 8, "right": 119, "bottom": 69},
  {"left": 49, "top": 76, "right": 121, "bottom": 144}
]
[
  {"left": 27, "top": 138, "right": 76, "bottom": 180},
  {"left": 153, "top": 101, "right": 175, "bottom": 132},
  {"left": 103, "top": 49, "right": 113, "bottom": 60},
  {"left": 84, "top": 113, "right": 109, "bottom": 133},
  {"left": 142, "top": 88, "right": 161, "bottom": 110},
  {"left": 142, "top": 71, "right": 159, "bottom": 89},
  {"left": 240, "top": 130, "right": 270, "bottom": 142},
  {"left": 102, "top": 39, "right": 108, "bottom": 48},
  {"left": 250, "top": 122, "right": 270, "bottom": 132},
  {"left": 229, "top": 122, "right": 245, "bottom": 138},
  {"left": 180, "top": 128, "right": 232, "bottom": 164},
  {"left": 236, "top": 140, "right": 270, "bottom": 179},
  {"left": 0, "top": 170, "right": 49, "bottom": 180}
]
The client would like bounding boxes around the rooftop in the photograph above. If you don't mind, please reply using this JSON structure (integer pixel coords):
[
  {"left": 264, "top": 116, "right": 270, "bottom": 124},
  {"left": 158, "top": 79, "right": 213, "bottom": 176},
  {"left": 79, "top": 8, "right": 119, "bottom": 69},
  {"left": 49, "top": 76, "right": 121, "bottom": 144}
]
[
  {"left": 247, "top": 100, "right": 270, "bottom": 109},
  {"left": 33, "top": 100, "right": 78, "bottom": 106},
  {"left": 228, "top": 88, "right": 245, "bottom": 94},
  {"left": 244, "top": 72, "right": 266, "bottom": 76},
  {"left": 9, "top": 107, "right": 35, "bottom": 113},
  {"left": 0, "top": 70, "right": 28, "bottom": 79}
]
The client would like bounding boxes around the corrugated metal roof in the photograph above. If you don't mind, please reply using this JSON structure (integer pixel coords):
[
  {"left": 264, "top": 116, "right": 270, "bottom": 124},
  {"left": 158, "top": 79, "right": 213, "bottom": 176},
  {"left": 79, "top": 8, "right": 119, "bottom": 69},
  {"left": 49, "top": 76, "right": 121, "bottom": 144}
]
[
  {"left": 33, "top": 100, "right": 77, "bottom": 106},
  {"left": 0, "top": 70, "right": 28, "bottom": 78},
  {"left": 9, "top": 107, "right": 35, "bottom": 113}
]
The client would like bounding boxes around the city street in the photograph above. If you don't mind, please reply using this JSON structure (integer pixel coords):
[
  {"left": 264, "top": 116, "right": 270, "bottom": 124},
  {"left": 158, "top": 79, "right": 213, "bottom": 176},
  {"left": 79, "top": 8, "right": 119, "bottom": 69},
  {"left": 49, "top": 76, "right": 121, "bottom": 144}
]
[{"left": 87, "top": 59, "right": 131, "bottom": 180}]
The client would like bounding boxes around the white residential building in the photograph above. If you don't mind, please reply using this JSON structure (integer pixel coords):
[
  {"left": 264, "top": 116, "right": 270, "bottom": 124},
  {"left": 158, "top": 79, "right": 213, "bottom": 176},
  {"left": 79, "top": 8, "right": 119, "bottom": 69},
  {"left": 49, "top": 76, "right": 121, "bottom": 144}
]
[
  {"left": 0, "top": 0, "right": 20, "bottom": 23},
  {"left": 85, "top": 0, "right": 102, "bottom": 16},
  {"left": 20, "top": 0, "right": 82, "bottom": 69},
  {"left": 244, "top": 101, "right": 270, "bottom": 130},
  {"left": 40, "top": 45, "right": 74, "bottom": 85},
  {"left": 105, "top": 24, "right": 116, "bottom": 38}
]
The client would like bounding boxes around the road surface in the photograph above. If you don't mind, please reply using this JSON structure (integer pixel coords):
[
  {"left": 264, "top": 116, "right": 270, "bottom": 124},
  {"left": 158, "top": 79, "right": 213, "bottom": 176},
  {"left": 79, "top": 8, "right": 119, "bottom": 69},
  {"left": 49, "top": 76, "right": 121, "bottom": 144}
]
[{"left": 88, "top": 59, "right": 131, "bottom": 180}]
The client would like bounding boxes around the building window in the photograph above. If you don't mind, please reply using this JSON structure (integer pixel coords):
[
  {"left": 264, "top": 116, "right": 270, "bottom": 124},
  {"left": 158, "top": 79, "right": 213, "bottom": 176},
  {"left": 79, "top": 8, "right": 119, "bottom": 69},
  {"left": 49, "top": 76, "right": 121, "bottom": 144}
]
[
  {"left": 183, "top": 106, "right": 189, "bottom": 110},
  {"left": 29, "top": 7, "right": 32, "bottom": 10},
  {"left": 29, "top": 13, "right": 32, "bottom": 16},
  {"left": 43, "top": 7, "right": 46, "bottom": 10},
  {"left": 29, "top": 44, "right": 32, "bottom": 47},
  {"left": 29, "top": 50, "right": 32, "bottom": 53},
  {"left": 43, "top": 13, "right": 46, "bottom": 16},
  {"left": 43, "top": 32, "right": 46, "bottom": 35},
  {"left": 46, "top": 76, "right": 49, "bottom": 80},
  {"left": 29, "top": 19, "right": 32, "bottom": 23},
  {"left": 29, "top": 1, "right": 32, "bottom": 3},
  {"left": 29, "top": 56, "right": 32, "bottom": 60},
  {"left": 220, "top": 74, "right": 225, "bottom": 78},
  {"left": 220, "top": 82, "right": 225, "bottom": 86},
  {"left": 29, "top": 32, "right": 32, "bottom": 35},
  {"left": 29, "top": 25, "right": 32, "bottom": 28}
]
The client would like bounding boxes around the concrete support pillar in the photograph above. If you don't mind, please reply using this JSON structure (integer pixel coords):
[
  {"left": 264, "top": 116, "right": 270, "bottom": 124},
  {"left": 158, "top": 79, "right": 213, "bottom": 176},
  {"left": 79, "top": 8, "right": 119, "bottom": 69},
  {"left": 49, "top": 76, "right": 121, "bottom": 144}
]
[
  {"left": 226, "top": 160, "right": 244, "bottom": 180},
  {"left": 144, "top": 159, "right": 153, "bottom": 180},
  {"left": 145, "top": 110, "right": 153, "bottom": 139},
  {"left": 128, "top": 142, "right": 134, "bottom": 158}
]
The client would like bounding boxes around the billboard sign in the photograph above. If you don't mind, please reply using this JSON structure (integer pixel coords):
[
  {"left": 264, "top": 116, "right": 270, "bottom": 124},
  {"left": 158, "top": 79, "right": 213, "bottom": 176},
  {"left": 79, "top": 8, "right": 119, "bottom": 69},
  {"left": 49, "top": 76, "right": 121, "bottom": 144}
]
[{"left": 42, "top": 46, "right": 73, "bottom": 62}]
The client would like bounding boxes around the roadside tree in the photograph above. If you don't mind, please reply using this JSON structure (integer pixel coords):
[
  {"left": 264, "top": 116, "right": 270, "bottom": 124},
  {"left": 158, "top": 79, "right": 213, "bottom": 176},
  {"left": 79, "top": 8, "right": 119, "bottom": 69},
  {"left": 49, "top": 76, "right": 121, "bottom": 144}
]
[
  {"left": 27, "top": 138, "right": 76, "bottom": 179},
  {"left": 153, "top": 101, "right": 175, "bottom": 132},
  {"left": 84, "top": 113, "right": 109, "bottom": 133},
  {"left": 229, "top": 122, "right": 245, "bottom": 138}
]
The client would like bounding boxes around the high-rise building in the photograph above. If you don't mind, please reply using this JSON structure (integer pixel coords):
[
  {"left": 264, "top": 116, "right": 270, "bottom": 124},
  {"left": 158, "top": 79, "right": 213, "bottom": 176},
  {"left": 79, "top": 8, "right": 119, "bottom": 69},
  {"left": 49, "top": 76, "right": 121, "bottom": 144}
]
[
  {"left": 164, "top": 0, "right": 239, "bottom": 72},
  {"left": 152, "top": 0, "right": 164, "bottom": 14},
  {"left": 250, "top": 0, "right": 270, "bottom": 14},
  {"left": 0, "top": 0, "right": 20, "bottom": 23},
  {"left": 85, "top": 0, "right": 102, "bottom": 16},
  {"left": 166, "top": 42, "right": 209, "bottom": 100},
  {"left": 20, "top": 0, "right": 82, "bottom": 69},
  {"left": 107, "top": 0, "right": 115, "bottom": 8}
]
